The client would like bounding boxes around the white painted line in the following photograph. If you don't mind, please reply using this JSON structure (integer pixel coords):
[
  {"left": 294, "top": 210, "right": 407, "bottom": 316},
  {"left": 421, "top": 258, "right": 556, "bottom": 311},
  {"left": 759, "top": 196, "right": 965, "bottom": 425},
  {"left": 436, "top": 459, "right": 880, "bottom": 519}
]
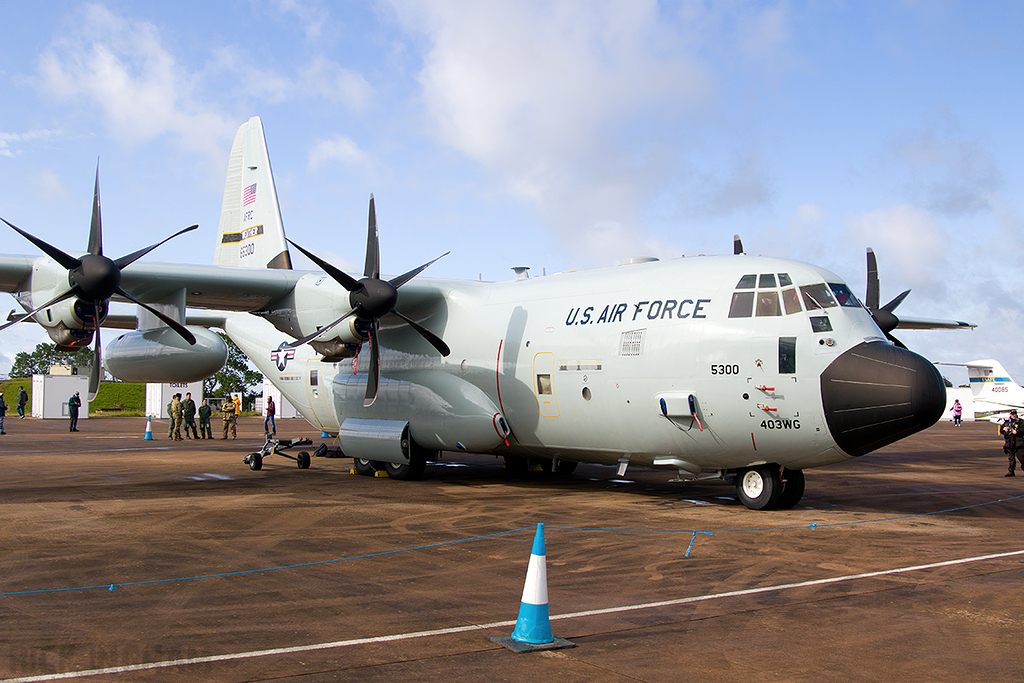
[{"left": 3, "top": 549, "right": 1022, "bottom": 682}]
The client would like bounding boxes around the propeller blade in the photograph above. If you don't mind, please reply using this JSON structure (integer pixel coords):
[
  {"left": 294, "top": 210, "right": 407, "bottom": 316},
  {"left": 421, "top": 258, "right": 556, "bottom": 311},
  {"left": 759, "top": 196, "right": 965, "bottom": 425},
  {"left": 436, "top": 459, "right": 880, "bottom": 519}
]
[
  {"left": 285, "top": 239, "right": 360, "bottom": 291},
  {"left": 388, "top": 252, "right": 450, "bottom": 290},
  {"left": 866, "top": 248, "right": 879, "bottom": 311},
  {"left": 1, "top": 217, "right": 81, "bottom": 271},
  {"left": 116, "top": 288, "right": 196, "bottom": 345},
  {"left": 365, "top": 194, "right": 380, "bottom": 279},
  {"left": 881, "top": 289, "right": 911, "bottom": 313},
  {"left": 0, "top": 288, "right": 76, "bottom": 333},
  {"left": 392, "top": 309, "right": 450, "bottom": 356},
  {"left": 88, "top": 301, "right": 102, "bottom": 401},
  {"left": 364, "top": 319, "right": 380, "bottom": 407},
  {"left": 88, "top": 163, "right": 103, "bottom": 257},
  {"left": 284, "top": 308, "right": 357, "bottom": 349},
  {"left": 114, "top": 224, "right": 199, "bottom": 269}
]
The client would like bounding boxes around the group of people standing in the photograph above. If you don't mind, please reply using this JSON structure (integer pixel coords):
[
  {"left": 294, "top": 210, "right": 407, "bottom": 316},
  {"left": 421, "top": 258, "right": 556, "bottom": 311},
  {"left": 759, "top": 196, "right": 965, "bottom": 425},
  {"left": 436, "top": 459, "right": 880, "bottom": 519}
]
[{"left": 166, "top": 392, "right": 215, "bottom": 440}]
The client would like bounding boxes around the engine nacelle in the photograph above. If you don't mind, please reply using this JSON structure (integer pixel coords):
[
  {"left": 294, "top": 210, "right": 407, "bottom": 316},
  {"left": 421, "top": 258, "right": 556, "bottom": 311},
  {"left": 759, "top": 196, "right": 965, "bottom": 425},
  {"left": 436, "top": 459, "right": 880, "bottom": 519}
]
[
  {"left": 34, "top": 298, "right": 109, "bottom": 349},
  {"left": 104, "top": 326, "right": 228, "bottom": 383}
]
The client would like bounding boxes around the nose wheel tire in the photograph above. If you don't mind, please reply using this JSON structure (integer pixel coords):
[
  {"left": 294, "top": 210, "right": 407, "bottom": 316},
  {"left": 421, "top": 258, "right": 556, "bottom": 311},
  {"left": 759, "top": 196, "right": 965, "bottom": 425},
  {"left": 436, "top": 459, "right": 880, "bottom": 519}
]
[
  {"left": 777, "top": 469, "right": 805, "bottom": 509},
  {"left": 736, "top": 465, "right": 783, "bottom": 510}
]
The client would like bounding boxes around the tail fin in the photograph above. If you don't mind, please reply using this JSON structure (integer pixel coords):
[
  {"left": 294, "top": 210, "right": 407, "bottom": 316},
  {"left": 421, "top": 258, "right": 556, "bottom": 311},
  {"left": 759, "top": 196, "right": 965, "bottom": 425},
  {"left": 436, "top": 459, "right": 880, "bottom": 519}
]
[
  {"left": 962, "top": 359, "right": 1016, "bottom": 398},
  {"left": 214, "top": 117, "right": 292, "bottom": 270}
]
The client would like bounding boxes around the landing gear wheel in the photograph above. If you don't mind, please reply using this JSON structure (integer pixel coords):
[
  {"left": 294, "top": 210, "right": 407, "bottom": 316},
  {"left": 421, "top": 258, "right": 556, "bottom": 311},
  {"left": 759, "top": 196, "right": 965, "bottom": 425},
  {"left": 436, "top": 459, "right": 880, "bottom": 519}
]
[
  {"left": 247, "top": 453, "right": 263, "bottom": 471},
  {"left": 354, "top": 458, "right": 381, "bottom": 476},
  {"left": 385, "top": 452, "right": 429, "bottom": 481},
  {"left": 297, "top": 451, "right": 311, "bottom": 469},
  {"left": 776, "top": 468, "right": 805, "bottom": 509},
  {"left": 736, "top": 465, "right": 782, "bottom": 510}
]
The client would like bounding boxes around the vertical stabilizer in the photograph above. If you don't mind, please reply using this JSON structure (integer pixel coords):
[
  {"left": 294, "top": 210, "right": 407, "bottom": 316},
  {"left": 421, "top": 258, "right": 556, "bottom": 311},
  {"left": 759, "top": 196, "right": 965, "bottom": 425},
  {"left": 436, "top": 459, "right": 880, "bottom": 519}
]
[
  {"left": 214, "top": 117, "right": 292, "bottom": 270},
  {"left": 965, "top": 359, "right": 1016, "bottom": 399}
]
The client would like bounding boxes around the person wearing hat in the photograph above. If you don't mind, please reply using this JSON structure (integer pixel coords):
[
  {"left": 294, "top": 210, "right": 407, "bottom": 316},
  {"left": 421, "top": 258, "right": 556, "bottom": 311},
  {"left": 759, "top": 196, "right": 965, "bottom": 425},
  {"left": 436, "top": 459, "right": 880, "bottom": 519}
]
[
  {"left": 68, "top": 391, "right": 82, "bottom": 432},
  {"left": 1000, "top": 409, "right": 1024, "bottom": 476}
]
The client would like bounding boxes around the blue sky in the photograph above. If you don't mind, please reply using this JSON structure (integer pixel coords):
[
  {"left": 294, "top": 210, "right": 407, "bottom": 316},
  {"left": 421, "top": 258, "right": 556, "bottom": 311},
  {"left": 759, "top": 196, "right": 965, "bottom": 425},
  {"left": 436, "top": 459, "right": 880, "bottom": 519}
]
[{"left": 1, "top": 1, "right": 1021, "bottom": 385}]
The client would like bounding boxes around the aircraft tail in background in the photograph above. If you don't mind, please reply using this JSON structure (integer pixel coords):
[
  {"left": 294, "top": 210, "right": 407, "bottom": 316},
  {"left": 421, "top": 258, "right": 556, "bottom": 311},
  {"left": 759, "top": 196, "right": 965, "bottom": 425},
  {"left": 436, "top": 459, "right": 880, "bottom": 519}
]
[
  {"left": 214, "top": 116, "right": 292, "bottom": 270},
  {"left": 936, "top": 359, "right": 1024, "bottom": 420}
]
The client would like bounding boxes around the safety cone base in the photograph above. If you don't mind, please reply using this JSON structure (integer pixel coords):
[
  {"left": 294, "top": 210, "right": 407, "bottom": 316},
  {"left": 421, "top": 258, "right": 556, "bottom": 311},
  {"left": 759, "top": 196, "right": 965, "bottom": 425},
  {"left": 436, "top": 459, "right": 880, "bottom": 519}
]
[{"left": 490, "top": 635, "right": 575, "bottom": 653}]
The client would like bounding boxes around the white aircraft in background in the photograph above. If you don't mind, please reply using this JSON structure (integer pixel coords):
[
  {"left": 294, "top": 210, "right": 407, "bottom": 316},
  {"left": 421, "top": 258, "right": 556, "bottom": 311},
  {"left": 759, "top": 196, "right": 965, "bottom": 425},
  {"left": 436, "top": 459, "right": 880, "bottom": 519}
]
[
  {"left": 0, "top": 117, "right": 976, "bottom": 510},
  {"left": 935, "top": 359, "right": 1024, "bottom": 422}
]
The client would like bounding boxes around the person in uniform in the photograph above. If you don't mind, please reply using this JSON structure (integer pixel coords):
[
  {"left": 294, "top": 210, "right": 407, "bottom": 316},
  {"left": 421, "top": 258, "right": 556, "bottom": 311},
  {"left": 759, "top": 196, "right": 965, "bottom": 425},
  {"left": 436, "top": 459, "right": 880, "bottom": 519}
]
[
  {"left": 182, "top": 392, "right": 198, "bottom": 439},
  {"left": 198, "top": 399, "right": 212, "bottom": 439},
  {"left": 1001, "top": 409, "right": 1024, "bottom": 476},
  {"left": 221, "top": 395, "right": 237, "bottom": 439},
  {"left": 68, "top": 391, "right": 81, "bottom": 432},
  {"left": 169, "top": 393, "right": 183, "bottom": 441}
]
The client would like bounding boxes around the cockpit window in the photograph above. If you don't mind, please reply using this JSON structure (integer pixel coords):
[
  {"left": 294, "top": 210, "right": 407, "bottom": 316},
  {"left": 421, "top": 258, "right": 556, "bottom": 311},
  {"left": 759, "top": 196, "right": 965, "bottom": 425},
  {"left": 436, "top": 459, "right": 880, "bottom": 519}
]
[
  {"left": 828, "top": 283, "right": 862, "bottom": 308},
  {"left": 800, "top": 283, "right": 837, "bottom": 310},
  {"left": 756, "top": 291, "right": 782, "bottom": 317},
  {"left": 736, "top": 274, "right": 756, "bottom": 289},
  {"left": 758, "top": 273, "right": 777, "bottom": 288},
  {"left": 782, "top": 287, "right": 802, "bottom": 315},
  {"left": 729, "top": 291, "right": 755, "bottom": 318},
  {"left": 778, "top": 273, "right": 793, "bottom": 286}
]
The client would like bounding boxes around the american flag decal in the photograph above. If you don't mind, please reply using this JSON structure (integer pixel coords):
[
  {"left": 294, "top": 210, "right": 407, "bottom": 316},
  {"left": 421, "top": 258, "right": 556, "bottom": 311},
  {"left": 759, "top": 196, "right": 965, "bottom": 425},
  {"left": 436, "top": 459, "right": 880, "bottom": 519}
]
[{"left": 243, "top": 183, "right": 257, "bottom": 206}]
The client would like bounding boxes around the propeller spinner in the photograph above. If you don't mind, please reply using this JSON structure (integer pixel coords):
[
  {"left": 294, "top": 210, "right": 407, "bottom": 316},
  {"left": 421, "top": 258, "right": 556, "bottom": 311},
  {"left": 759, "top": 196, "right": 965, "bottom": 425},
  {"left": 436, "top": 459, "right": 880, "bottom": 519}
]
[
  {"left": 0, "top": 163, "right": 198, "bottom": 400},
  {"left": 285, "top": 194, "right": 450, "bottom": 407}
]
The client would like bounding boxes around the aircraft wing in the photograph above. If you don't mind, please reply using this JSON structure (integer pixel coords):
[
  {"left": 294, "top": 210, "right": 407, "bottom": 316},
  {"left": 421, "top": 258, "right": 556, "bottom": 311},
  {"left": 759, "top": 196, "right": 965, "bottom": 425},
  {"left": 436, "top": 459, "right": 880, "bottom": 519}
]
[
  {"left": 0, "top": 255, "right": 303, "bottom": 312},
  {"left": 895, "top": 316, "right": 976, "bottom": 331},
  {"left": 117, "top": 262, "right": 302, "bottom": 311}
]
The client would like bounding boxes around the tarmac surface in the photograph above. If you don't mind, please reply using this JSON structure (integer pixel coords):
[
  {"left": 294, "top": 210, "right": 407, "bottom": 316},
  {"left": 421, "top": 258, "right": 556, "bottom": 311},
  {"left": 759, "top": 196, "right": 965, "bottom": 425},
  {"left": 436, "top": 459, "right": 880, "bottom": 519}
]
[{"left": 1, "top": 416, "right": 1022, "bottom": 682}]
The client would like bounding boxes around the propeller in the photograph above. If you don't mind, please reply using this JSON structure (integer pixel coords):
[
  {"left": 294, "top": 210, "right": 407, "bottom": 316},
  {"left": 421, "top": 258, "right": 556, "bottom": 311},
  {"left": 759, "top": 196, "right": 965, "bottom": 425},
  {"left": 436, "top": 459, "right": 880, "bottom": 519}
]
[
  {"left": 285, "top": 194, "right": 450, "bottom": 407},
  {"left": 0, "top": 163, "right": 198, "bottom": 400},
  {"left": 865, "top": 247, "right": 911, "bottom": 348}
]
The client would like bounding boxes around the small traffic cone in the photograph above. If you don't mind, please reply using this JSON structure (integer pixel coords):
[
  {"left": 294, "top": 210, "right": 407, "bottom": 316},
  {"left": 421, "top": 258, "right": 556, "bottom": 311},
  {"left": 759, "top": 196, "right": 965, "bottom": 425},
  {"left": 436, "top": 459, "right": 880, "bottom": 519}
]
[
  {"left": 321, "top": 430, "right": 330, "bottom": 438},
  {"left": 491, "top": 523, "right": 574, "bottom": 652},
  {"left": 143, "top": 416, "right": 154, "bottom": 440}
]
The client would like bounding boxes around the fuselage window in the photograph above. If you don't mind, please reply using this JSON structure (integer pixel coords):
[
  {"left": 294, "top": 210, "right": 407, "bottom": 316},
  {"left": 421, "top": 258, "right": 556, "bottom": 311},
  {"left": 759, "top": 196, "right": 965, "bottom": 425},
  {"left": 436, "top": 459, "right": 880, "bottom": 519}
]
[
  {"left": 778, "top": 273, "right": 793, "bottom": 286},
  {"left": 736, "top": 274, "right": 756, "bottom": 289},
  {"left": 779, "top": 337, "right": 796, "bottom": 374},
  {"left": 782, "top": 287, "right": 802, "bottom": 315},
  {"left": 310, "top": 369, "right": 318, "bottom": 386},
  {"left": 828, "top": 283, "right": 861, "bottom": 307},
  {"left": 536, "top": 374, "right": 553, "bottom": 395},
  {"left": 729, "top": 291, "right": 755, "bottom": 318},
  {"left": 810, "top": 316, "right": 833, "bottom": 333},
  {"left": 758, "top": 273, "right": 777, "bottom": 288},
  {"left": 799, "top": 283, "right": 837, "bottom": 310},
  {"left": 756, "top": 291, "right": 782, "bottom": 316}
]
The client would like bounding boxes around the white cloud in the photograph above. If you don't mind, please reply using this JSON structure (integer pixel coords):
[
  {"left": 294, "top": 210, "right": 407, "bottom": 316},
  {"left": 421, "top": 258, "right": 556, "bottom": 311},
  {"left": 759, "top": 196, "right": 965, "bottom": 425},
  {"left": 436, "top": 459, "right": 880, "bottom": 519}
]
[
  {"left": 845, "top": 204, "right": 946, "bottom": 295},
  {"left": 0, "top": 129, "right": 61, "bottom": 158},
  {"left": 308, "top": 134, "right": 367, "bottom": 169},
  {"left": 35, "top": 4, "right": 236, "bottom": 161}
]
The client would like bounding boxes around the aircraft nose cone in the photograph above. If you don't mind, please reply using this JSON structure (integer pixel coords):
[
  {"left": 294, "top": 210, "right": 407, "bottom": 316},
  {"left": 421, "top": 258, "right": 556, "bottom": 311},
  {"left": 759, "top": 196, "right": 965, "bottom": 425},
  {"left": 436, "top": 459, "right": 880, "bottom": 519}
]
[{"left": 821, "top": 341, "right": 945, "bottom": 457}]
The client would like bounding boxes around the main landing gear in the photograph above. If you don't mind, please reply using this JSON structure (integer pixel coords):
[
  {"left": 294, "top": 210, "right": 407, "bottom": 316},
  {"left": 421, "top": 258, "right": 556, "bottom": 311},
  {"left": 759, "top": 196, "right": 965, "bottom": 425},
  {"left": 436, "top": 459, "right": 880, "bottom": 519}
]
[
  {"left": 350, "top": 440, "right": 437, "bottom": 481},
  {"left": 243, "top": 436, "right": 314, "bottom": 471},
  {"left": 733, "top": 464, "right": 804, "bottom": 510}
]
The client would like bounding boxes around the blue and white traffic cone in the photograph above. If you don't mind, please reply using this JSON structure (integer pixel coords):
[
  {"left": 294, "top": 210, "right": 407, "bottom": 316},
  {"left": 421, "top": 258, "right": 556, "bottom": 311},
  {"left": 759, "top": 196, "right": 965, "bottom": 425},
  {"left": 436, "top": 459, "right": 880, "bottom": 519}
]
[
  {"left": 491, "top": 523, "right": 574, "bottom": 652},
  {"left": 143, "top": 415, "right": 154, "bottom": 440}
]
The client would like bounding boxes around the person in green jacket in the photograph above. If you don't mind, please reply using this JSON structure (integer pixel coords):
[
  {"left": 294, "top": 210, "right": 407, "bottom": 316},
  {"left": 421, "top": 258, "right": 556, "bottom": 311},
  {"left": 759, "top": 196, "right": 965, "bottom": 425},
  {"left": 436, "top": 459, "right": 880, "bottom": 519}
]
[
  {"left": 197, "top": 399, "right": 213, "bottom": 439},
  {"left": 68, "top": 392, "right": 81, "bottom": 432},
  {"left": 182, "top": 392, "right": 198, "bottom": 439}
]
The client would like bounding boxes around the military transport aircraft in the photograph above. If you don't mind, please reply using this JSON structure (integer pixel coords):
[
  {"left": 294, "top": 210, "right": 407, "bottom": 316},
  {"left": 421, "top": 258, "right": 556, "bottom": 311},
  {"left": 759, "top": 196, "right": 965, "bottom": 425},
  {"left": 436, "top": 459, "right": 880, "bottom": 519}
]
[{"left": 0, "top": 117, "right": 976, "bottom": 510}]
